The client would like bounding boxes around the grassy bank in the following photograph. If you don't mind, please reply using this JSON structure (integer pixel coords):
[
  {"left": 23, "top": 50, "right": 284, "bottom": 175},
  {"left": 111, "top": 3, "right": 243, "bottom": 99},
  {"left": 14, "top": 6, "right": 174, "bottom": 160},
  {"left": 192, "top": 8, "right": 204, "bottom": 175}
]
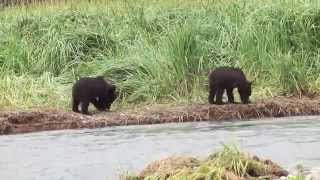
[
  {"left": 122, "top": 145, "right": 291, "bottom": 180},
  {"left": 1, "top": 0, "right": 320, "bottom": 110}
]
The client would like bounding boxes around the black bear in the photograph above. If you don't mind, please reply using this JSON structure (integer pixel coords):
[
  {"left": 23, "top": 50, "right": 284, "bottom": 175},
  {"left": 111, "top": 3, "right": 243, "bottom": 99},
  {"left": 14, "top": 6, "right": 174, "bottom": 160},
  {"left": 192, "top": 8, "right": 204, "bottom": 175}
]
[
  {"left": 208, "top": 67, "right": 252, "bottom": 105},
  {"left": 72, "top": 76, "right": 117, "bottom": 115}
]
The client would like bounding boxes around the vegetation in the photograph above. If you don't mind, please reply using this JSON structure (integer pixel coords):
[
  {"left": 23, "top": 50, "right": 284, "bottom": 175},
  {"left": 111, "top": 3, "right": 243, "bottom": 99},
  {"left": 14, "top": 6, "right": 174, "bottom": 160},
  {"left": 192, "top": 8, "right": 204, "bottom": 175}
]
[
  {"left": 122, "top": 144, "right": 289, "bottom": 180},
  {"left": 1, "top": 0, "right": 320, "bottom": 110}
]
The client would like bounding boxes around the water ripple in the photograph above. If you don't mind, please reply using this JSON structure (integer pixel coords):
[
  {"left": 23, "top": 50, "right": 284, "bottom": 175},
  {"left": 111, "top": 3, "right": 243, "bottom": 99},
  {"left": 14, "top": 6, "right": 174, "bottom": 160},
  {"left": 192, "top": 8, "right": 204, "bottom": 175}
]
[{"left": 0, "top": 116, "right": 320, "bottom": 179}]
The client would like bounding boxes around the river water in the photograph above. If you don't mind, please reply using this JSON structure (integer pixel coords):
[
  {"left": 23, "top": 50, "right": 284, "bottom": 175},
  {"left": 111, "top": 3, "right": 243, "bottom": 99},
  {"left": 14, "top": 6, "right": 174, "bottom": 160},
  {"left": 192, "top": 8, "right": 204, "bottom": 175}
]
[{"left": 0, "top": 116, "right": 319, "bottom": 180}]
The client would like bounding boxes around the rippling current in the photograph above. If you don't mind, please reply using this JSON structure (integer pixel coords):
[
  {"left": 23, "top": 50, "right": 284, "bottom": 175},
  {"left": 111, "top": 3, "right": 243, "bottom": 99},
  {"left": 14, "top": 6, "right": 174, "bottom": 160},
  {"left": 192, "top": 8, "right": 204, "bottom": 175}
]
[{"left": 0, "top": 116, "right": 320, "bottom": 180}]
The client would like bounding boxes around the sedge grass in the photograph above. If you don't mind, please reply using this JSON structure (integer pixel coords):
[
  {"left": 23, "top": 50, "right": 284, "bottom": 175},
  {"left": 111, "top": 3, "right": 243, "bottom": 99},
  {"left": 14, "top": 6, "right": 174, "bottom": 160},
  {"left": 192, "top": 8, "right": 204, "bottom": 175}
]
[{"left": 1, "top": 0, "right": 320, "bottom": 109}]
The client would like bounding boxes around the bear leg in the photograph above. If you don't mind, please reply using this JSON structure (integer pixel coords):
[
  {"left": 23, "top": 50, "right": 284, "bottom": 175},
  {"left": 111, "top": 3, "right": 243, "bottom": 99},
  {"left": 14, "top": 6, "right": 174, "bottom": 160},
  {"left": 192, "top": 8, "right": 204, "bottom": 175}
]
[
  {"left": 80, "top": 101, "right": 90, "bottom": 115},
  {"left": 208, "top": 82, "right": 217, "bottom": 104},
  {"left": 72, "top": 99, "right": 80, "bottom": 113},
  {"left": 208, "top": 86, "right": 216, "bottom": 104},
  {"left": 215, "top": 88, "right": 224, "bottom": 105},
  {"left": 226, "top": 88, "right": 235, "bottom": 104},
  {"left": 92, "top": 97, "right": 107, "bottom": 111}
]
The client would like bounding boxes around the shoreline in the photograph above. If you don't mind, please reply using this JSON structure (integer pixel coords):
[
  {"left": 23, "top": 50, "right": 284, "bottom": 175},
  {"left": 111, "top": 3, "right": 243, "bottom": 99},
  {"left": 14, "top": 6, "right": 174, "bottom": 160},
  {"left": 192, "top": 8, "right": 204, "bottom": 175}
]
[{"left": 0, "top": 96, "right": 320, "bottom": 135}]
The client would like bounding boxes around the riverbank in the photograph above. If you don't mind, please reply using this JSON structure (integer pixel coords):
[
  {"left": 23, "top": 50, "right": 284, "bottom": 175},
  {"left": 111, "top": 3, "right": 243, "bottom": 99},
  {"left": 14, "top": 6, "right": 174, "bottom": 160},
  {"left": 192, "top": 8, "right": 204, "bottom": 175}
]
[{"left": 0, "top": 96, "right": 319, "bottom": 135}]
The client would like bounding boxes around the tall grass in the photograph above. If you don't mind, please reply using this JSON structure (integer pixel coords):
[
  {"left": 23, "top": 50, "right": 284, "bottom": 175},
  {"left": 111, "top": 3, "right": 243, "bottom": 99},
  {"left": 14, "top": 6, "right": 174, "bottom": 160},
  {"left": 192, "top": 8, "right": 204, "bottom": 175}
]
[{"left": 1, "top": 0, "right": 320, "bottom": 109}]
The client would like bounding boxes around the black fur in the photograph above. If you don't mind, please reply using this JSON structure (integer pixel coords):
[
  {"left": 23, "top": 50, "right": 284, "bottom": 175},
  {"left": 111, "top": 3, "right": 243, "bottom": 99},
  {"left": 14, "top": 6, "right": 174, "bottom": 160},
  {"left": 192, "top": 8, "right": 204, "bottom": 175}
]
[
  {"left": 72, "top": 76, "right": 117, "bottom": 114},
  {"left": 208, "top": 67, "right": 252, "bottom": 105}
]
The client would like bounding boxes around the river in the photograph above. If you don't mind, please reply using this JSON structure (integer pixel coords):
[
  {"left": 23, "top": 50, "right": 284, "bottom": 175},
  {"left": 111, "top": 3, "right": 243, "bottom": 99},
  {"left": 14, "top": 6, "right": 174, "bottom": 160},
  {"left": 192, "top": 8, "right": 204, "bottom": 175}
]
[{"left": 0, "top": 116, "right": 319, "bottom": 180}]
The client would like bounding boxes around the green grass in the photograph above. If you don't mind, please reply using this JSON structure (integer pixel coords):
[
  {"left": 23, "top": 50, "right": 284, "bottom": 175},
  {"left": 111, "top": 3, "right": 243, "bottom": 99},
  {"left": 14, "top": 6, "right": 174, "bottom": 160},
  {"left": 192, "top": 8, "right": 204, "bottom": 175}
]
[
  {"left": 122, "top": 144, "right": 288, "bottom": 180},
  {"left": 1, "top": 0, "right": 320, "bottom": 110}
]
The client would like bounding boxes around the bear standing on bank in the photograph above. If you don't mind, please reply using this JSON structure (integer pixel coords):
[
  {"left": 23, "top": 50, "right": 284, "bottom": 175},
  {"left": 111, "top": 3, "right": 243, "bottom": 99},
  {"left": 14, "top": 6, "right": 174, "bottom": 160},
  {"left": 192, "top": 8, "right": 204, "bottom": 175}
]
[
  {"left": 208, "top": 67, "right": 252, "bottom": 105},
  {"left": 72, "top": 76, "right": 117, "bottom": 115}
]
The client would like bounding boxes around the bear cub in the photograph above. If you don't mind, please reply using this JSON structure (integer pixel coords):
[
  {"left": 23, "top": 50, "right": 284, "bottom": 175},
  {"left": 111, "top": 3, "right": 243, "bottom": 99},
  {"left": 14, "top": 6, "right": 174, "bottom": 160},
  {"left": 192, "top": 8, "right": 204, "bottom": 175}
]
[
  {"left": 72, "top": 76, "right": 117, "bottom": 115},
  {"left": 208, "top": 67, "right": 252, "bottom": 105}
]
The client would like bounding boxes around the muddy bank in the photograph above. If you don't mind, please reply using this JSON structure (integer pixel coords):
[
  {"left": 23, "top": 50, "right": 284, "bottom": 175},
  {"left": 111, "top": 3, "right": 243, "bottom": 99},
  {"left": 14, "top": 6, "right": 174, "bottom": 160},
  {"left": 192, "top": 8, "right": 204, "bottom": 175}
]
[{"left": 0, "top": 96, "right": 320, "bottom": 135}]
